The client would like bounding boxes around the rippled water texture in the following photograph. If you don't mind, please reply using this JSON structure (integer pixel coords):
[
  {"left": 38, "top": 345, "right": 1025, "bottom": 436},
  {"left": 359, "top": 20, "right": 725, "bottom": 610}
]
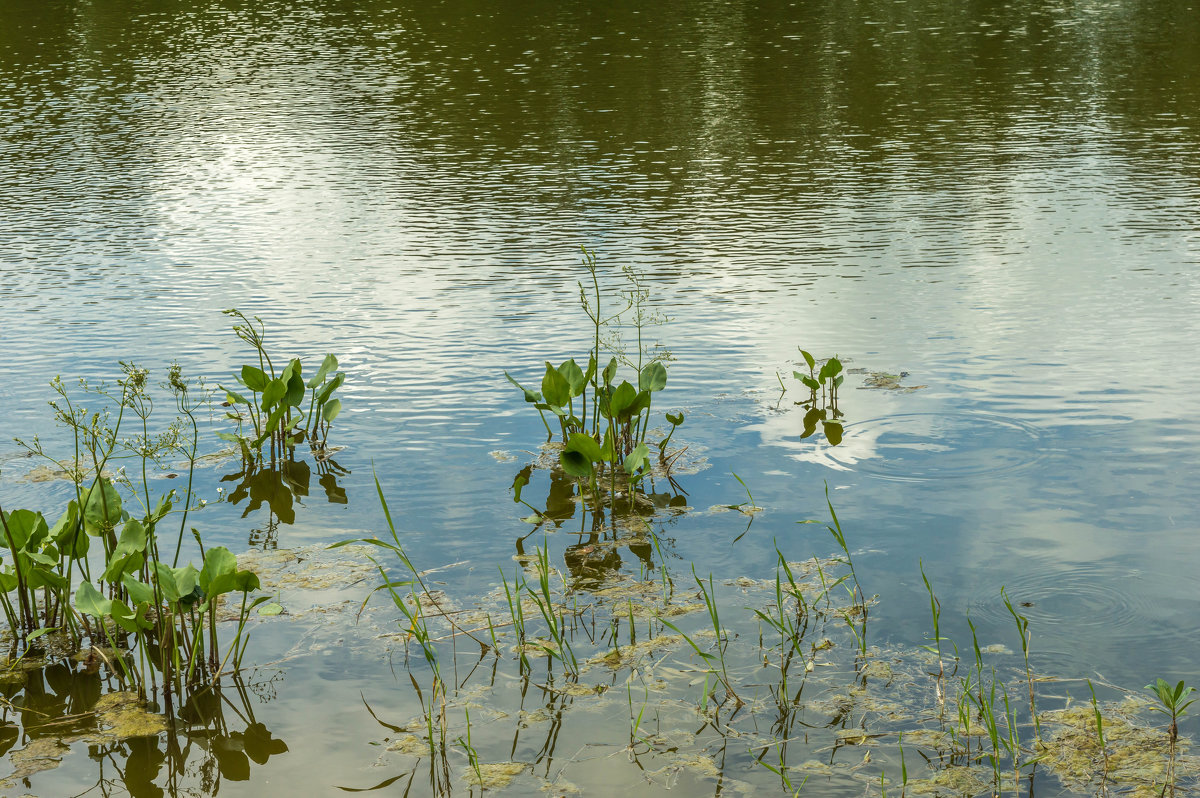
[{"left": 1, "top": 0, "right": 1199, "bottom": 794}]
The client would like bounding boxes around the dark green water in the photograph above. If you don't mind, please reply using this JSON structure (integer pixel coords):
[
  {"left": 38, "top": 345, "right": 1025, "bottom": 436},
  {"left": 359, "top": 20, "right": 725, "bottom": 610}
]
[{"left": 2, "top": 0, "right": 1200, "bottom": 794}]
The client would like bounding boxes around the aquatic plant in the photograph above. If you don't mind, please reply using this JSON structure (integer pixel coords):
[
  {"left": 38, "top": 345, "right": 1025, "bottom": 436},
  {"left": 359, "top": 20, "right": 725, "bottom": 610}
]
[
  {"left": 1088, "top": 680, "right": 1110, "bottom": 790},
  {"left": 1147, "top": 678, "right": 1195, "bottom": 744},
  {"left": 1147, "top": 677, "right": 1195, "bottom": 793},
  {"left": 919, "top": 560, "right": 949, "bottom": 709},
  {"left": 219, "top": 309, "right": 345, "bottom": 461},
  {"left": 6, "top": 365, "right": 267, "bottom": 705},
  {"left": 527, "top": 541, "right": 579, "bottom": 675},
  {"left": 505, "top": 249, "right": 683, "bottom": 487},
  {"left": 793, "top": 348, "right": 845, "bottom": 445}
]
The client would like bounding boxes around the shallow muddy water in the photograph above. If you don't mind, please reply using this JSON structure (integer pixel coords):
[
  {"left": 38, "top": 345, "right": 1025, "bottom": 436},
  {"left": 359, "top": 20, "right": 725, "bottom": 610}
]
[{"left": 2, "top": 0, "right": 1199, "bottom": 794}]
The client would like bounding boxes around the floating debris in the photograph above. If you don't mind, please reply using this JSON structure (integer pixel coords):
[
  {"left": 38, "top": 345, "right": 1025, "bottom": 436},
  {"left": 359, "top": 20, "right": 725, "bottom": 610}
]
[
  {"left": 466, "top": 761, "right": 525, "bottom": 789},
  {"left": 91, "top": 691, "right": 167, "bottom": 741},
  {"left": 860, "top": 372, "right": 926, "bottom": 392},
  {"left": 0, "top": 738, "right": 69, "bottom": 788}
]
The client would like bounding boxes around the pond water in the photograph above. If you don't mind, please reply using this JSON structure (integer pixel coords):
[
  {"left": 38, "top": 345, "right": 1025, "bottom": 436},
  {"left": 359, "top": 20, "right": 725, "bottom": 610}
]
[{"left": 2, "top": 0, "right": 1200, "bottom": 794}]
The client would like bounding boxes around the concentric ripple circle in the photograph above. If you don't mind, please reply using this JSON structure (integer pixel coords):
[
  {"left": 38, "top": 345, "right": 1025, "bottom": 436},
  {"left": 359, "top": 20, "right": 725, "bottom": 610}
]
[
  {"left": 967, "top": 559, "right": 1173, "bottom": 650},
  {"left": 826, "top": 412, "right": 1044, "bottom": 481}
]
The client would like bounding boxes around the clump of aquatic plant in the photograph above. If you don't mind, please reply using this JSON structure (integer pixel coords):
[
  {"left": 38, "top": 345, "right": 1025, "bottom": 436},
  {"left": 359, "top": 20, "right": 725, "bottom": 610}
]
[
  {"left": 527, "top": 541, "right": 579, "bottom": 675},
  {"left": 1147, "top": 678, "right": 1195, "bottom": 745},
  {"left": 790, "top": 348, "right": 845, "bottom": 445},
  {"left": 1147, "top": 677, "right": 1195, "bottom": 793},
  {"left": 219, "top": 309, "right": 345, "bottom": 462},
  {"left": 659, "top": 567, "right": 742, "bottom": 710},
  {"left": 919, "top": 560, "right": 950, "bottom": 709},
  {"left": 6, "top": 365, "right": 268, "bottom": 706},
  {"left": 505, "top": 249, "right": 683, "bottom": 489}
]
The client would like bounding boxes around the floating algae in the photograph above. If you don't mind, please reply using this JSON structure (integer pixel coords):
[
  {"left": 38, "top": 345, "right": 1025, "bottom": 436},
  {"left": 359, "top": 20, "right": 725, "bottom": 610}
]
[
  {"left": 91, "top": 691, "right": 167, "bottom": 741},
  {"left": 386, "top": 734, "right": 430, "bottom": 756},
  {"left": 1040, "top": 699, "right": 1197, "bottom": 793},
  {"left": 235, "top": 542, "right": 377, "bottom": 618},
  {"left": 860, "top": 371, "right": 926, "bottom": 392},
  {"left": 466, "top": 761, "right": 525, "bottom": 789},
  {"left": 906, "top": 764, "right": 991, "bottom": 796},
  {"left": 589, "top": 634, "right": 684, "bottom": 670},
  {"left": 238, "top": 543, "right": 376, "bottom": 593},
  {"left": 0, "top": 737, "right": 69, "bottom": 788}
]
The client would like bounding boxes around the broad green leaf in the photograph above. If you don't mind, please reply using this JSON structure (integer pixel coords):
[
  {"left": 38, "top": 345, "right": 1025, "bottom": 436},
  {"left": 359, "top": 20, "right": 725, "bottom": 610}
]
[
  {"left": 26, "top": 627, "right": 57, "bottom": 643},
  {"left": 207, "top": 566, "right": 259, "bottom": 598},
  {"left": 279, "top": 358, "right": 299, "bottom": 386},
  {"left": 102, "top": 519, "right": 148, "bottom": 581},
  {"left": 608, "top": 381, "right": 637, "bottom": 419},
  {"left": 665, "top": 412, "right": 685, "bottom": 427},
  {"left": 25, "top": 567, "right": 67, "bottom": 591},
  {"left": 599, "top": 429, "right": 615, "bottom": 461},
  {"left": 122, "top": 575, "right": 156, "bottom": 605},
  {"left": 623, "top": 443, "right": 651, "bottom": 477},
  {"left": 0, "top": 570, "right": 17, "bottom": 592},
  {"left": 314, "top": 372, "right": 345, "bottom": 405},
  {"left": 75, "top": 581, "right": 112, "bottom": 618},
  {"left": 561, "top": 432, "right": 601, "bottom": 478},
  {"left": 800, "top": 376, "right": 820, "bottom": 392},
  {"left": 626, "top": 390, "right": 651, "bottom": 420},
  {"left": 240, "top": 365, "right": 268, "bottom": 392},
  {"left": 26, "top": 549, "right": 60, "bottom": 567},
  {"left": 111, "top": 599, "right": 152, "bottom": 633},
  {"left": 307, "top": 354, "right": 339, "bottom": 389},
  {"left": 48, "top": 503, "right": 79, "bottom": 543},
  {"left": 0, "top": 509, "right": 46, "bottom": 551},
  {"left": 818, "top": 357, "right": 843, "bottom": 383},
  {"left": 152, "top": 562, "right": 182, "bottom": 603},
  {"left": 558, "top": 359, "right": 586, "bottom": 397},
  {"left": 639, "top": 361, "right": 668, "bottom": 393},
  {"left": 231, "top": 569, "right": 260, "bottom": 593},
  {"left": 565, "top": 432, "right": 602, "bottom": 463},
  {"left": 284, "top": 370, "right": 306, "bottom": 407},
  {"left": 258, "top": 602, "right": 284, "bottom": 617},
  {"left": 261, "top": 378, "right": 287, "bottom": 410},
  {"left": 601, "top": 357, "right": 619, "bottom": 386},
  {"left": 322, "top": 398, "right": 342, "bottom": 423},
  {"left": 115, "top": 518, "right": 148, "bottom": 555},
  {"left": 559, "top": 449, "right": 593, "bottom": 478},
  {"left": 799, "top": 349, "right": 816, "bottom": 370},
  {"left": 175, "top": 564, "right": 200, "bottom": 601},
  {"left": 151, "top": 492, "right": 174, "bottom": 524},
  {"left": 83, "top": 479, "right": 123, "bottom": 535},
  {"left": 541, "top": 362, "right": 570, "bottom": 408},
  {"left": 200, "top": 547, "right": 237, "bottom": 593}
]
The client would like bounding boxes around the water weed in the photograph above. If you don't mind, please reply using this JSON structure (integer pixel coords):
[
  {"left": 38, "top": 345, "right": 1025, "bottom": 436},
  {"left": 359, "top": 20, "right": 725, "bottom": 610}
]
[
  {"left": 505, "top": 249, "right": 683, "bottom": 488},
  {"left": 792, "top": 348, "right": 845, "bottom": 445},
  {"left": 6, "top": 365, "right": 266, "bottom": 706},
  {"left": 219, "top": 309, "right": 346, "bottom": 462}
]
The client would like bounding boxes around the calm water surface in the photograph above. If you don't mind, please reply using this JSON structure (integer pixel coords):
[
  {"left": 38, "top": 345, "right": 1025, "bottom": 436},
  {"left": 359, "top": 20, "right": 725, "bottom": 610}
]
[{"left": 2, "top": 0, "right": 1199, "bottom": 794}]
